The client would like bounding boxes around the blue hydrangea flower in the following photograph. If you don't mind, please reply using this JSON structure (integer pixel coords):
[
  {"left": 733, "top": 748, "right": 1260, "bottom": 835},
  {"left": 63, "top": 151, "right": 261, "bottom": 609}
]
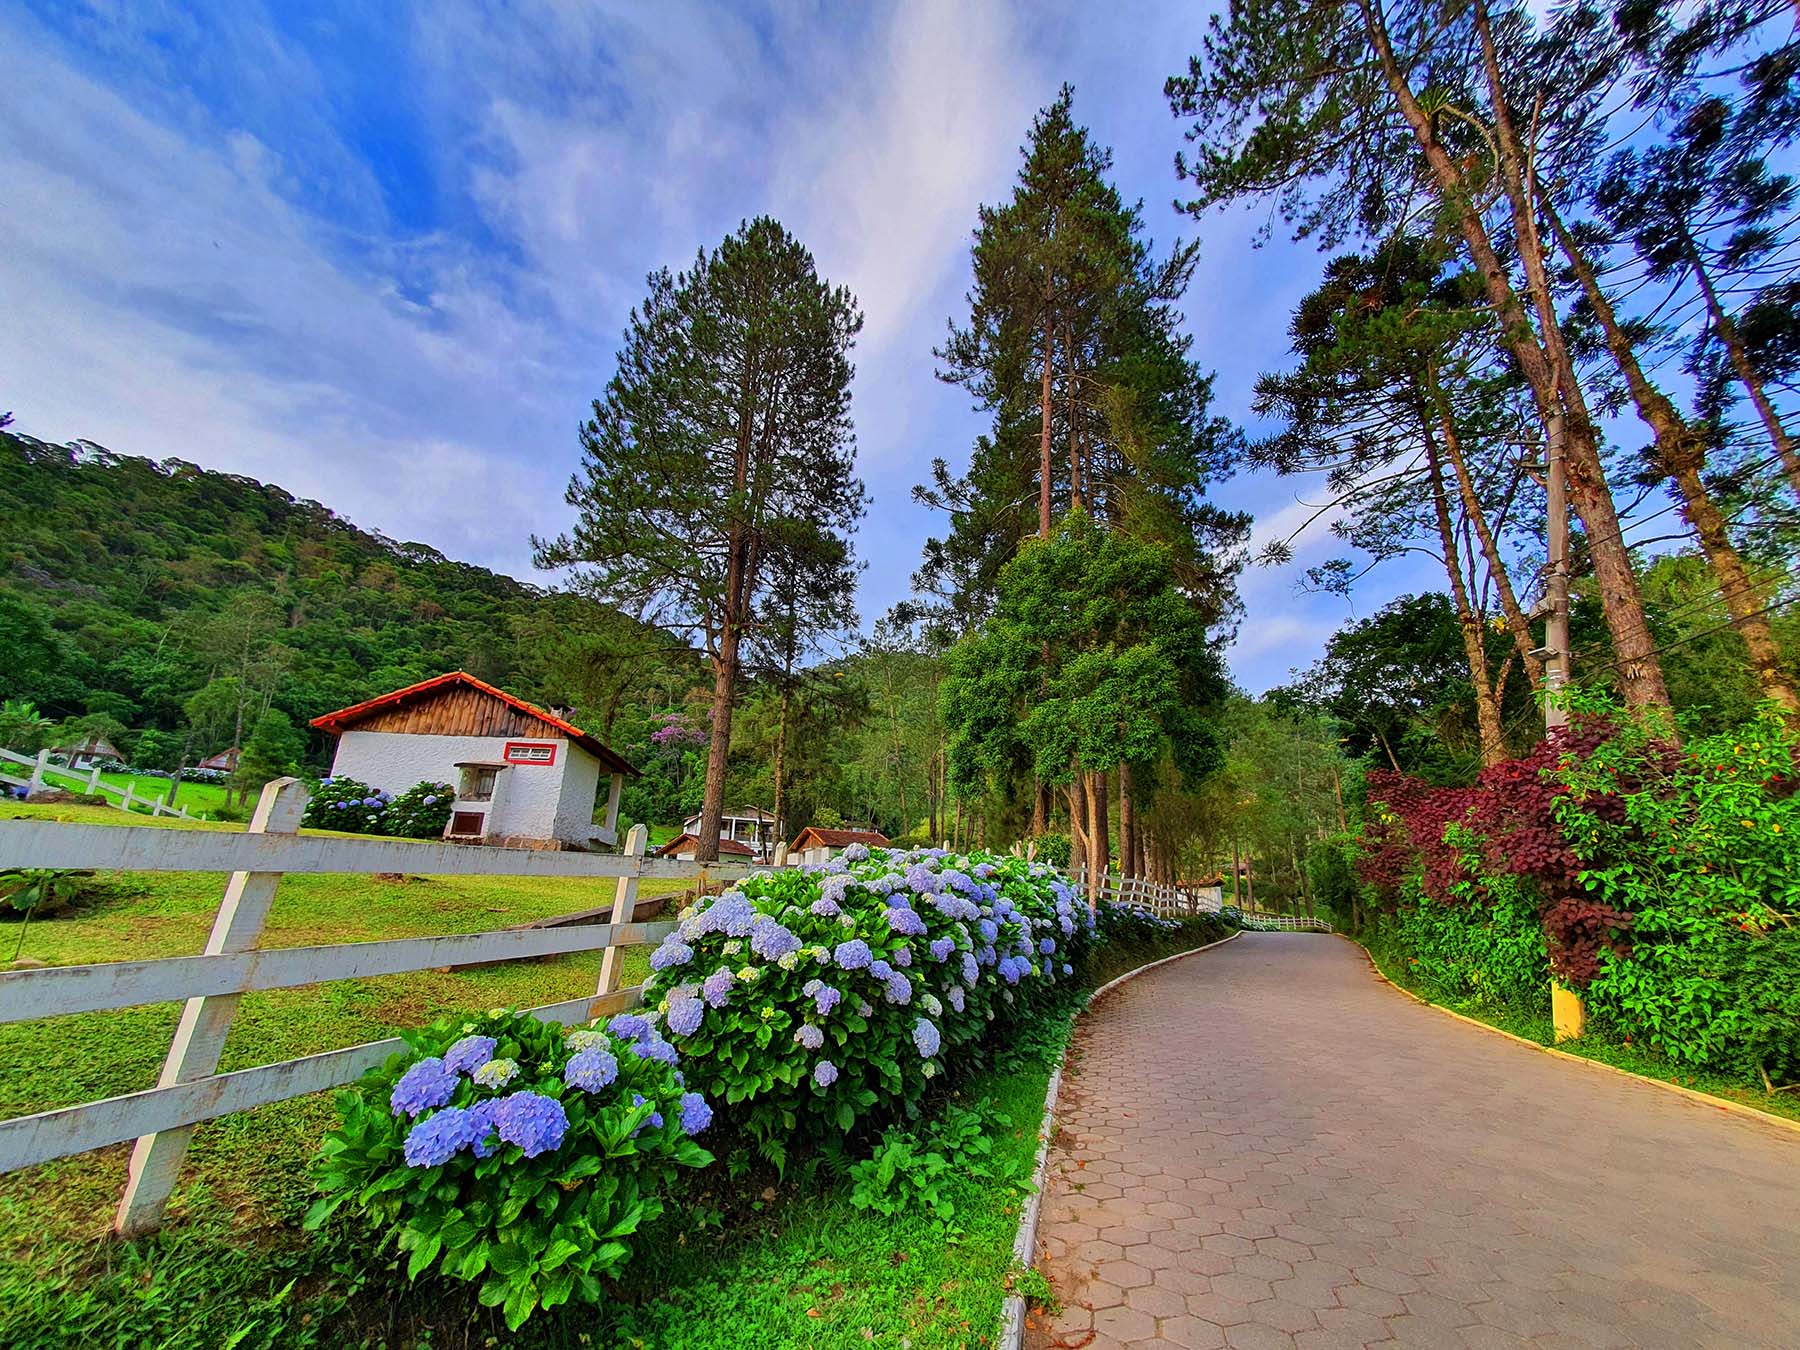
[
  {"left": 749, "top": 915, "right": 802, "bottom": 960},
  {"left": 961, "top": 952, "right": 980, "bottom": 985},
  {"left": 391, "top": 1057, "right": 457, "bottom": 1117},
  {"left": 883, "top": 972, "right": 912, "bottom": 1004},
  {"left": 999, "top": 956, "right": 1025, "bottom": 986},
  {"left": 795, "top": 1023, "right": 824, "bottom": 1050},
  {"left": 905, "top": 863, "right": 941, "bottom": 894},
  {"left": 856, "top": 999, "right": 874, "bottom": 1018},
  {"left": 809, "top": 897, "right": 842, "bottom": 918},
  {"left": 820, "top": 873, "right": 853, "bottom": 905},
  {"left": 1063, "top": 963, "right": 1074, "bottom": 975},
  {"left": 403, "top": 1104, "right": 480, "bottom": 1167},
  {"left": 629, "top": 1092, "right": 664, "bottom": 1136},
  {"left": 493, "top": 1091, "right": 568, "bottom": 1157},
  {"left": 813, "top": 982, "right": 842, "bottom": 1015},
  {"left": 920, "top": 992, "right": 942, "bottom": 1016},
  {"left": 472, "top": 1057, "right": 520, "bottom": 1089},
  {"left": 443, "top": 1035, "right": 496, "bottom": 1076},
  {"left": 973, "top": 863, "right": 995, "bottom": 879},
  {"left": 608, "top": 1013, "right": 651, "bottom": 1041},
  {"left": 702, "top": 966, "right": 736, "bottom": 1007},
  {"left": 813, "top": 1059, "right": 839, "bottom": 1087},
  {"left": 912, "top": 1018, "right": 941, "bottom": 1058},
  {"left": 869, "top": 958, "right": 894, "bottom": 981},
  {"left": 1039, "top": 937, "right": 1057, "bottom": 955},
  {"left": 843, "top": 842, "right": 870, "bottom": 863},
  {"left": 678, "top": 1092, "right": 713, "bottom": 1134},
  {"left": 930, "top": 937, "right": 956, "bottom": 962},
  {"left": 667, "top": 996, "right": 705, "bottom": 1037},
  {"left": 978, "top": 918, "right": 999, "bottom": 943},
  {"left": 565, "top": 1047, "right": 619, "bottom": 1092},
  {"left": 700, "top": 892, "right": 756, "bottom": 938},
  {"left": 834, "top": 939, "right": 873, "bottom": 971},
  {"left": 650, "top": 939, "right": 695, "bottom": 971},
  {"left": 422, "top": 795, "right": 437, "bottom": 806},
  {"left": 627, "top": 1034, "right": 679, "bottom": 1065},
  {"left": 947, "top": 985, "right": 965, "bottom": 1013},
  {"left": 887, "top": 906, "right": 927, "bottom": 936},
  {"left": 892, "top": 944, "right": 912, "bottom": 967}
]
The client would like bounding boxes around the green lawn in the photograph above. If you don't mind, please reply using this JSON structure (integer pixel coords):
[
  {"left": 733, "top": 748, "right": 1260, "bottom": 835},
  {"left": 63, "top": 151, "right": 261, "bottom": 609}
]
[
  {"left": 21, "top": 768, "right": 234, "bottom": 818},
  {"left": 0, "top": 816, "right": 1227, "bottom": 1348}
]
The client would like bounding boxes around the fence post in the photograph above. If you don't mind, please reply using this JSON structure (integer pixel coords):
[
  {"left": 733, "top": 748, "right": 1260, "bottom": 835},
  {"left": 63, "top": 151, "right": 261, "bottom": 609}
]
[
  {"left": 28, "top": 750, "right": 47, "bottom": 797},
  {"left": 773, "top": 843, "right": 789, "bottom": 868},
  {"left": 114, "top": 776, "right": 307, "bottom": 1237},
  {"left": 121, "top": 782, "right": 135, "bottom": 814},
  {"left": 595, "top": 823, "right": 649, "bottom": 1002},
  {"left": 87, "top": 764, "right": 102, "bottom": 794}
]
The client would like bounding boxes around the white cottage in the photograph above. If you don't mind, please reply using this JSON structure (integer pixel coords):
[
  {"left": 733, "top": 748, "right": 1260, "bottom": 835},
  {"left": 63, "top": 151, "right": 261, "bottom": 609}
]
[{"left": 310, "top": 672, "right": 637, "bottom": 848}]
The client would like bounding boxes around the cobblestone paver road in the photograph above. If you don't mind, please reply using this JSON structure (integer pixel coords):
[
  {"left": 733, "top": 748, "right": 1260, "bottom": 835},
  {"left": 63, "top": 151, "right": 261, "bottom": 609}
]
[{"left": 1025, "top": 933, "right": 1800, "bottom": 1350}]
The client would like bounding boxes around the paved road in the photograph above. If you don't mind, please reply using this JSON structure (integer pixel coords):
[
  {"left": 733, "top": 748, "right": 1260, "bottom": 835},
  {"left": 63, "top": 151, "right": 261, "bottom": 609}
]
[{"left": 1025, "top": 932, "right": 1800, "bottom": 1350}]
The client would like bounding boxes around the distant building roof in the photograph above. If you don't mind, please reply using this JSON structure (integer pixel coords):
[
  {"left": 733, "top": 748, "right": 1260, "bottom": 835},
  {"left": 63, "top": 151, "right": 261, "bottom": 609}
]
[
  {"left": 790, "top": 826, "right": 890, "bottom": 852},
  {"left": 310, "top": 671, "right": 636, "bottom": 776},
  {"left": 196, "top": 746, "right": 240, "bottom": 771},
  {"left": 654, "top": 832, "right": 755, "bottom": 858}
]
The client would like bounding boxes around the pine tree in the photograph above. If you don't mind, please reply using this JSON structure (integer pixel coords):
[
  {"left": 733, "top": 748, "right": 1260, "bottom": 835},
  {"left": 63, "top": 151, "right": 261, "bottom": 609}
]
[{"left": 538, "top": 218, "right": 866, "bottom": 861}]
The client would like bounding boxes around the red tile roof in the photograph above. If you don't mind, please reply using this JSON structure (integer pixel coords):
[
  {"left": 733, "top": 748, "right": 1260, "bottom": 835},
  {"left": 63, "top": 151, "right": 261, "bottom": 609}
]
[
  {"left": 654, "top": 832, "right": 755, "bottom": 858},
  {"left": 310, "top": 670, "right": 636, "bottom": 775},
  {"left": 790, "top": 826, "right": 890, "bottom": 851}
]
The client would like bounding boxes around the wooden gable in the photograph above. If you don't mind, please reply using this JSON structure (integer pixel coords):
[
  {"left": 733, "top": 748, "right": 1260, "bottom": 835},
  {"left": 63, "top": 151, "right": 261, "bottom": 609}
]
[{"left": 342, "top": 682, "right": 558, "bottom": 741}]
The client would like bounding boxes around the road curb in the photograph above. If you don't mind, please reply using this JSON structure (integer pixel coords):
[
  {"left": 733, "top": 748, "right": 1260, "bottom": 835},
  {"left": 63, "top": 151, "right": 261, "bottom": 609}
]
[
  {"left": 998, "top": 927, "right": 1243, "bottom": 1350},
  {"left": 1346, "top": 936, "right": 1800, "bottom": 1142}
]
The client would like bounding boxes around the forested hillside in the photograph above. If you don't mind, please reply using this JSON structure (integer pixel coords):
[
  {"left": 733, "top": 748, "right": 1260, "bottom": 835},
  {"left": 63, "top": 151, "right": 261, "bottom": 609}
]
[{"left": 0, "top": 431, "right": 674, "bottom": 767}]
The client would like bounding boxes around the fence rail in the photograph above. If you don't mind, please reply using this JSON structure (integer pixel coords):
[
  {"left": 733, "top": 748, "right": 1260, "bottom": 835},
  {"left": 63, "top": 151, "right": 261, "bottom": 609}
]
[
  {"left": 1068, "top": 867, "right": 1224, "bottom": 918},
  {"left": 0, "top": 777, "right": 746, "bottom": 1235},
  {"left": 0, "top": 747, "right": 195, "bottom": 820},
  {"left": 1233, "top": 912, "right": 1333, "bottom": 932}
]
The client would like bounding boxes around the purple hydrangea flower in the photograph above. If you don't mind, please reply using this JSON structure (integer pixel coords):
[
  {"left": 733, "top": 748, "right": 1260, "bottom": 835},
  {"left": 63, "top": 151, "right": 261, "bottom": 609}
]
[
  {"left": 443, "top": 1035, "right": 496, "bottom": 1076},
  {"left": 809, "top": 897, "right": 842, "bottom": 918},
  {"left": 667, "top": 996, "right": 705, "bottom": 1037},
  {"left": 843, "top": 842, "right": 870, "bottom": 863},
  {"left": 883, "top": 972, "right": 912, "bottom": 1005},
  {"left": 795, "top": 1023, "right": 824, "bottom": 1050},
  {"left": 749, "top": 915, "right": 802, "bottom": 960},
  {"left": 650, "top": 939, "right": 695, "bottom": 972},
  {"left": 856, "top": 999, "right": 873, "bottom": 1018},
  {"left": 390, "top": 1057, "right": 457, "bottom": 1117},
  {"left": 403, "top": 1105, "right": 481, "bottom": 1167},
  {"left": 887, "top": 906, "right": 927, "bottom": 936},
  {"left": 947, "top": 985, "right": 965, "bottom": 1013},
  {"left": 892, "top": 944, "right": 912, "bottom": 967},
  {"left": 912, "top": 1018, "right": 941, "bottom": 1058},
  {"left": 869, "top": 958, "right": 894, "bottom": 981},
  {"left": 702, "top": 966, "right": 736, "bottom": 1007},
  {"left": 565, "top": 1047, "right": 619, "bottom": 1092},
  {"left": 813, "top": 1059, "right": 839, "bottom": 1087},
  {"left": 701, "top": 892, "right": 756, "bottom": 938},
  {"left": 678, "top": 1092, "right": 713, "bottom": 1134},
  {"left": 834, "top": 939, "right": 873, "bottom": 971},
  {"left": 961, "top": 952, "right": 980, "bottom": 985},
  {"left": 627, "top": 1034, "right": 680, "bottom": 1065},
  {"left": 930, "top": 937, "right": 956, "bottom": 962},
  {"left": 905, "top": 863, "right": 941, "bottom": 894},
  {"left": 821, "top": 873, "right": 853, "bottom": 904},
  {"left": 493, "top": 1091, "right": 568, "bottom": 1157}
]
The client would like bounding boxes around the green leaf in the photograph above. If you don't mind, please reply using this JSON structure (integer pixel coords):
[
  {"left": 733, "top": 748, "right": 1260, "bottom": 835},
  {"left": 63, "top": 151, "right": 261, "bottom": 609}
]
[{"left": 406, "top": 1232, "right": 444, "bottom": 1281}]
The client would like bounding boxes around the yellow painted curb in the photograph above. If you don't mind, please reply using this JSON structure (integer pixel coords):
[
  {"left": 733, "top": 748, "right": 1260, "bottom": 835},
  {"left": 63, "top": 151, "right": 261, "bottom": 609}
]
[{"left": 1343, "top": 936, "right": 1800, "bottom": 1141}]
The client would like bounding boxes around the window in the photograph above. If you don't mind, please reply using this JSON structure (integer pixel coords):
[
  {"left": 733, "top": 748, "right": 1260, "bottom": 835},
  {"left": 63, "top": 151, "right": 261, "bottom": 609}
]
[{"left": 459, "top": 766, "right": 499, "bottom": 801}]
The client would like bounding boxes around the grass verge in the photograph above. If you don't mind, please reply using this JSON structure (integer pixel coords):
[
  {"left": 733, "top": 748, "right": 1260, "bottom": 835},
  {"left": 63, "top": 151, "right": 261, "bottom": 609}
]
[
  {"left": 0, "top": 916, "right": 1229, "bottom": 1349},
  {"left": 1355, "top": 934, "right": 1800, "bottom": 1127}
]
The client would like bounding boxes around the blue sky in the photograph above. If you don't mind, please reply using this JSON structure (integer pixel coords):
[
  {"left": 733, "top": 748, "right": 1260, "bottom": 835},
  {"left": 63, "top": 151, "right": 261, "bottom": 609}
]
[{"left": 0, "top": 0, "right": 1446, "bottom": 692}]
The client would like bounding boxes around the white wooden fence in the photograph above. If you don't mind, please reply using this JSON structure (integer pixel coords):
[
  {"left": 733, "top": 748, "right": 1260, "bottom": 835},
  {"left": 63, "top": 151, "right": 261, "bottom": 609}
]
[
  {"left": 1069, "top": 867, "right": 1225, "bottom": 919},
  {"left": 0, "top": 777, "right": 751, "bottom": 1236},
  {"left": 0, "top": 747, "right": 196, "bottom": 820},
  {"left": 1233, "top": 912, "right": 1334, "bottom": 932}
]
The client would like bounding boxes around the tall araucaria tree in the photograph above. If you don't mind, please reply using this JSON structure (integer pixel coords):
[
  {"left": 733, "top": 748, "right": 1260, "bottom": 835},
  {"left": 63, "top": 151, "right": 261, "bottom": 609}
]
[{"left": 537, "top": 218, "right": 867, "bottom": 861}]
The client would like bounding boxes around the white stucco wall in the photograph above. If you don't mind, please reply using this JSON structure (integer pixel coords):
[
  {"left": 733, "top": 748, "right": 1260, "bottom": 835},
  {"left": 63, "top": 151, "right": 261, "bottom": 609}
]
[{"left": 329, "top": 730, "right": 602, "bottom": 843}]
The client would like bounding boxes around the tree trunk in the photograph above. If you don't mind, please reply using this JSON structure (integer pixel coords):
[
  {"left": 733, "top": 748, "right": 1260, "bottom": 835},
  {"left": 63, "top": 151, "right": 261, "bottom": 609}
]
[
  {"left": 1545, "top": 202, "right": 1800, "bottom": 719},
  {"left": 697, "top": 631, "right": 738, "bottom": 862},
  {"left": 1230, "top": 837, "right": 1241, "bottom": 907},
  {"left": 1032, "top": 778, "right": 1048, "bottom": 836},
  {"left": 1040, "top": 297, "right": 1055, "bottom": 539},
  {"left": 1086, "top": 768, "right": 1110, "bottom": 902},
  {"left": 1690, "top": 248, "right": 1800, "bottom": 499},
  {"left": 771, "top": 684, "right": 790, "bottom": 859},
  {"left": 1068, "top": 770, "right": 1088, "bottom": 877},
  {"left": 1117, "top": 761, "right": 1137, "bottom": 879},
  {"left": 1067, "top": 316, "right": 1084, "bottom": 512},
  {"left": 1360, "top": 0, "right": 1670, "bottom": 710},
  {"left": 1422, "top": 406, "right": 1507, "bottom": 764}
]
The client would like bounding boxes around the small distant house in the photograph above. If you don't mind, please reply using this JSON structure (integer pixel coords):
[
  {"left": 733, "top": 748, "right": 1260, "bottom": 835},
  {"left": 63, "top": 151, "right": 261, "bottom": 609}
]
[
  {"left": 681, "top": 806, "right": 782, "bottom": 861},
  {"left": 789, "top": 826, "right": 890, "bottom": 856},
  {"left": 655, "top": 832, "right": 756, "bottom": 862},
  {"left": 196, "top": 746, "right": 241, "bottom": 773},
  {"left": 310, "top": 672, "right": 637, "bottom": 849},
  {"left": 56, "top": 735, "right": 124, "bottom": 770}
]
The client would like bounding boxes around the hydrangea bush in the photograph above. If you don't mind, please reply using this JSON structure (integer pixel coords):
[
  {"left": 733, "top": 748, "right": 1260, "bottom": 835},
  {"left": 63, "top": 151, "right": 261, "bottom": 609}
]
[
  {"left": 307, "top": 1009, "right": 713, "bottom": 1330},
  {"left": 302, "top": 776, "right": 456, "bottom": 839},
  {"left": 640, "top": 846, "right": 1096, "bottom": 1166}
]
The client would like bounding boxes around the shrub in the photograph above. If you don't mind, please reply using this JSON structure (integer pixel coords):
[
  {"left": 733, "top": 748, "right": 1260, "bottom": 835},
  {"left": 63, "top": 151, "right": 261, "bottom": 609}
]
[
  {"left": 301, "top": 777, "right": 454, "bottom": 839},
  {"left": 639, "top": 847, "right": 1095, "bottom": 1168},
  {"left": 307, "top": 1009, "right": 713, "bottom": 1331},
  {"left": 847, "top": 1099, "right": 1009, "bottom": 1230},
  {"left": 1091, "top": 897, "right": 1183, "bottom": 946},
  {"left": 1034, "top": 832, "right": 1071, "bottom": 868}
]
